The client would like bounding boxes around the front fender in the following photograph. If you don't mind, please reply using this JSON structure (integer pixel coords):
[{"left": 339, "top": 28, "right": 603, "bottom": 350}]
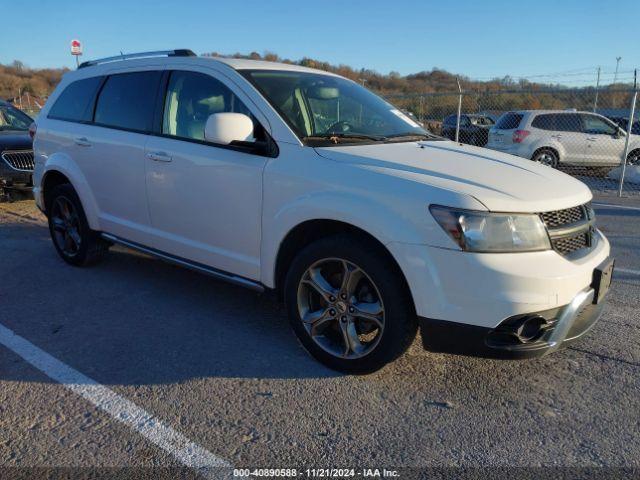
[
  {"left": 41, "top": 153, "right": 101, "bottom": 230},
  {"left": 261, "top": 190, "right": 441, "bottom": 287}
]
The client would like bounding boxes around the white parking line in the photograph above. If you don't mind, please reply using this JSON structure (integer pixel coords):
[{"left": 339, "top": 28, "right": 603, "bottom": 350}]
[
  {"left": 616, "top": 267, "right": 640, "bottom": 277},
  {"left": 593, "top": 202, "right": 640, "bottom": 212},
  {"left": 0, "top": 323, "right": 231, "bottom": 478}
]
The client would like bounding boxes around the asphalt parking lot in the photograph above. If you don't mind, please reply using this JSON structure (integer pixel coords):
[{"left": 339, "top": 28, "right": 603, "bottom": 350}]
[{"left": 1, "top": 195, "right": 639, "bottom": 478}]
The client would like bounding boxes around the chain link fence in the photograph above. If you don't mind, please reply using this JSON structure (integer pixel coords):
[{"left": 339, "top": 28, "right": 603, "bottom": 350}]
[{"left": 387, "top": 87, "right": 640, "bottom": 198}]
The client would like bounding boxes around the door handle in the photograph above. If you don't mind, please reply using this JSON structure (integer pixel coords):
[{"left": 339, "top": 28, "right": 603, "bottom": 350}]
[
  {"left": 146, "top": 151, "right": 172, "bottom": 162},
  {"left": 586, "top": 137, "right": 597, "bottom": 141},
  {"left": 551, "top": 135, "right": 563, "bottom": 139},
  {"left": 74, "top": 137, "right": 91, "bottom": 147}
]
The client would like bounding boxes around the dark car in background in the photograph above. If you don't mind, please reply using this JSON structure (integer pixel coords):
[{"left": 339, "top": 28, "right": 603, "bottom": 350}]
[
  {"left": 606, "top": 116, "right": 640, "bottom": 135},
  {"left": 0, "top": 100, "right": 34, "bottom": 198},
  {"left": 441, "top": 113, "right": 494, "bottom": 146}
]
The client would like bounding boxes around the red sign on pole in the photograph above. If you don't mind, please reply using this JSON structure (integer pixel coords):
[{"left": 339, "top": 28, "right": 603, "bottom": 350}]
[{"left": 70, "top": 39, "right": 82, "bottom": 56}]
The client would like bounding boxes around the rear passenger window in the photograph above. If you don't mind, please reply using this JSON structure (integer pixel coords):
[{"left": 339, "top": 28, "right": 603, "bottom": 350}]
[
  {"left": 495, "top": 113, "right": 523, "bottom": 130},
  {"left": 94, "top": 71, "right": 162, "bottom": 132},
  {"left": 162, "top": 71, "right": 254, "bottom": 142},
  {"left": 531, "top": 114, "right": 555, "bottom": 130},
  {"left": 48, "top": 76, "right": 103, "bottom": 122},
  {"left": 555, "top": 114, "right": 582, "bottom": 132}
]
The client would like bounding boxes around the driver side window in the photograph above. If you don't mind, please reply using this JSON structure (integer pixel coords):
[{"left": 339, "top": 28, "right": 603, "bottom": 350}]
[{"left": 163, "top": 71, "right": 256, "bottom": 142}]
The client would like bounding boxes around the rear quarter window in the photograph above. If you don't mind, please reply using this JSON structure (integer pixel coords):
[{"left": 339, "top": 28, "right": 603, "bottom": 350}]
[
  {"left": 48, "top": 76, "right": 104, "bottom": 122},
  {"left": 495, "top": 113, "right": 523, "bottom": 130},
  {"left": 94, "top": 71, "right": 162, "bottom": 132}
]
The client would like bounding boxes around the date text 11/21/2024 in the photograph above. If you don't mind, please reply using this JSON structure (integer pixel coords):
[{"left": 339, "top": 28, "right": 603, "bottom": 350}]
[{"left": 232, "top": 468, "right": 400, "bottom": 477}]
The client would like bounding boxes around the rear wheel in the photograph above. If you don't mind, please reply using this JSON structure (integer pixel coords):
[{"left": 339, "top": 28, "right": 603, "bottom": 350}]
[
  {"left": 47, "top": 184, "right": 109, "bottom": 266},
  {"left": 532, "top": 148, "right": 559, "bottom": 168},
  {"left": 285, "top": 235, "right": 417, "bottom": 374}
]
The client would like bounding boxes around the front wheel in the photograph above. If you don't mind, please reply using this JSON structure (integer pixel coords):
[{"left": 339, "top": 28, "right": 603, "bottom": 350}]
[
  {"left": 284, "top": 235, "right": 417, "bottom": 374},
  {"left": 627, "top": 150, "right": 640, "bottom": 165}
]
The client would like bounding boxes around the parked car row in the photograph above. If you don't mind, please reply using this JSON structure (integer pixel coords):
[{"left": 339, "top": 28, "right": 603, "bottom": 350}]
[
  {"left": 487, "top": 110, "right": 640, "bottom": 168},
  {"left": 440, "top": 113, "right": 494, "bottom": 146},
  {"left": 0, "top": 99, "right": 35, "bottom": 199},
  {"left": 435, "top": 109, "right": 640, "bottom": 169},
  {"left": 607, "top": 115, "right": 640, "bottom": 135}
]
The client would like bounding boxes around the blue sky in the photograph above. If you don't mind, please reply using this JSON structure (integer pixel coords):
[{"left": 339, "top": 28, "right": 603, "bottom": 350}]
[{"left": 2, "top": 0, "right": 639, "bottom": 84}]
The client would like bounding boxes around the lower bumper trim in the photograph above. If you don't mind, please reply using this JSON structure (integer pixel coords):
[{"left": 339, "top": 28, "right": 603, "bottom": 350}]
[{"left": 419, "top": 287, "right": 606, "bottom": 360}]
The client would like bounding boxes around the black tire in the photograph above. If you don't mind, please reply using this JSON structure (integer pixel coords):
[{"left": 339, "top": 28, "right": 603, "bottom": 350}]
[
  {"left": 532, "top": 148, "right": 559, "bottom": 168},
  {"left": 627, "top": 150, "right": 640, "bottom": 166},
  {"left": 46, "top": 183, "right": 109, "bottom": 266},
  {"left": 284, "top": 234, "right": 417, "bottom": 374}
]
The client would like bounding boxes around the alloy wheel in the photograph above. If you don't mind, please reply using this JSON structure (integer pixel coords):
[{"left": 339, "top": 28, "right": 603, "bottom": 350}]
[
  {"left": 51, "top": 196, "right": 82, "bottom": 257},
  {"left": 535, "top": 151, "right": 557, "bottom": 167},
  {"left": 296, "top": 258, "right": 385, "bottom": 359}
]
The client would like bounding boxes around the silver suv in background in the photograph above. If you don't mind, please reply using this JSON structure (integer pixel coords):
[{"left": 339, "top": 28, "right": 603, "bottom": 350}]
[{"left": 486, "top": 110, "right": 640, "bottom": 169}]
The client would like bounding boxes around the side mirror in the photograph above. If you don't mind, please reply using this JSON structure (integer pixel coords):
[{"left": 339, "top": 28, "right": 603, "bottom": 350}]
[{"left": 204, "top": 113, "right": 254, "bottom": 145}]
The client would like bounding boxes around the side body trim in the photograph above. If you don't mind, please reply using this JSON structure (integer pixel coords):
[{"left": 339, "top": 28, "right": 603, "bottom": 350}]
[{"left": 101, "top": 233, "right": 265, "bottom": 292}]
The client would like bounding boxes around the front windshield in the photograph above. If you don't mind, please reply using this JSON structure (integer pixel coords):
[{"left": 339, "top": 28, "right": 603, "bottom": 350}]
[
  {"left": 241, "top": 70, "right": 432, "bottom": 145},
  {"left": 0, "top": 105, "right": 33, "bottom": 131}
]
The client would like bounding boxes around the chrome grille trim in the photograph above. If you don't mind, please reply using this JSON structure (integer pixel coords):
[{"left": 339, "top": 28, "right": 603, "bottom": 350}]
[
  {"left": 1, "top": 150, "right": 35, "bottom": 172},
  {"left": 539, "top": 203, "right": 594, "bottom": 256}
]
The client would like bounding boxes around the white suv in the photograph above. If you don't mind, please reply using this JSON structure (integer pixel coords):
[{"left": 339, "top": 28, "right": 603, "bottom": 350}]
[
  {"left": 487, "top": 110, "right": 640, "bottom": 168},
  {"left": 32, "top": 50, "right": 614, "bottom": 373}
]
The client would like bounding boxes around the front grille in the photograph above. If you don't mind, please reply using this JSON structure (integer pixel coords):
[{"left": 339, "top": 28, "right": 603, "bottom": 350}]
[
  {"left": 1, "top": 150, "right": 35, "bottom": 172},
  {"left": 553, "top": 231, "right": 590, "bottom": 255},
  {"left": 539, "top": 203, "right": 594, "bottom": 256},
  {"left": 540, "top": 205, "right": 586, "bottom": 227}
]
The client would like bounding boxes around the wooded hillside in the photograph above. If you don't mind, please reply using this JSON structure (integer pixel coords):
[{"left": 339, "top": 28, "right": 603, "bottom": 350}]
[{"left": 1, "top": 53, "right": 630, "bottom": 120}]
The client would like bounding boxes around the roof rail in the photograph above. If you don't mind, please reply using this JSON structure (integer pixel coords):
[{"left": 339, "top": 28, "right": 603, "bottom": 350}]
[{"left": 78, "top": 49, "right": 196, "bottom": 69}]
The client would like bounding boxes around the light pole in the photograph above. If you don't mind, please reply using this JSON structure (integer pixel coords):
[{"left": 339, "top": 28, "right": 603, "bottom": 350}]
[
  {"left": 614, "top": 57, "right": 622, "bottom": 85},
  {"left": 593, "top": 66, "right": 601, "bottom": 112}
]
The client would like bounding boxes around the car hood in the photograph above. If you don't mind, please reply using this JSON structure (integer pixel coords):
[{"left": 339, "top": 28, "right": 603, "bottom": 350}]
[
  {"left": 314, "top": 140, "right": 592, "bottom": 212},
  {"left": 0, "top": 131, "right": 32, "bottom": 151}
]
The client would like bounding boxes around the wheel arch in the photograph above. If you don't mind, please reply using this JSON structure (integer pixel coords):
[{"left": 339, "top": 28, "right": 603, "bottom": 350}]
[
  {"left": 626, "top": 147, "right": 640, "bottom": 163},
  {"left": 40, "top": 155, "right": 100, "bottom": 229},
  {"left": 271, "top": 219, "right": 414, "bottom": 312},
  {"left": 531, "top": 144, "right": 562, "bottom": 163}
]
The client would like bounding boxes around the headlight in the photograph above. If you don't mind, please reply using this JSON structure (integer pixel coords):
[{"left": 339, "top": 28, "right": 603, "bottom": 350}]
[{"left": 429, "top": 205, "right": 551, "bottom": 252}]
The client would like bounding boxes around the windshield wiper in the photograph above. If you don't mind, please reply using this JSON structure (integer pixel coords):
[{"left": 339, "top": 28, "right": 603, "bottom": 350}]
[
  {"left": 385, "top": 132, "right": 441, "bottom": 141},
  {"left": 303, "top": 132, "right": 388, "bottom": 144}
]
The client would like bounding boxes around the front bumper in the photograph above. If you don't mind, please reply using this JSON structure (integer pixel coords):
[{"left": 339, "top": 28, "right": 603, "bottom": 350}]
[
  {"left": 0, "top": 165, "right": 32, "bottom": 186},
  {"left": 387, "top": 229, "right": 610, "bottom": 329},
  {"left": 419, "top": 285, "right": 607, "bottom": 359}
]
